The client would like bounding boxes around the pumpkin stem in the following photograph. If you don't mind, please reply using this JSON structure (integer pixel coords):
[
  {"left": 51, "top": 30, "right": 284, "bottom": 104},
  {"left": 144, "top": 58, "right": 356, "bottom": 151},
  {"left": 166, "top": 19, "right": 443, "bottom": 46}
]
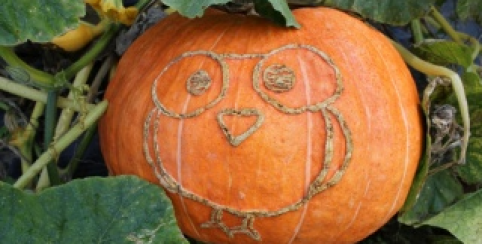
[{"left": 391, "top": 40, "right": 470, "bottom": 164}]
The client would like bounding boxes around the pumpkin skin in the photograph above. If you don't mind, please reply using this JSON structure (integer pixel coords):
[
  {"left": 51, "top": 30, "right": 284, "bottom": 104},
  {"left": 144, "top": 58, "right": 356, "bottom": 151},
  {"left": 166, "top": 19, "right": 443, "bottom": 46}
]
[{"left": 99, "top": 7, "right": 423, "bottom": 244}]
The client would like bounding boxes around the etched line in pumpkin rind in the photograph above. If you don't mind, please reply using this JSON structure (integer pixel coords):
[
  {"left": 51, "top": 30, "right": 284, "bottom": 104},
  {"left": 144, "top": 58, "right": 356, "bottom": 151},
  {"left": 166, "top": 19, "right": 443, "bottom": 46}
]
[
  {"left": 201, "top": 210, "right": 261, "bottom": 241},
  {"left": 220, "top": 53, "right": 266, "bottom": 59},
  {"left": 143, "top": 44, "right": 354, "bottom": 241},
  {"left": 143, "top": 109, "right": 173, "bottom": 189},
  {"left": 144, "top": 108, "right": 203, "bottom": 237},
  {"left": 309, "top": 106, "right": 353, "bottom": 195},
  {"left": 253, "top": 44, "right": 343, "bottom": 114},
  {"left": 201, "top": 209, "right": 230, "bottom": 236},
  {"left": 308, "top": 108, "right": 335, "bottom": 197},
  {"left": 153, "top": 109, "right": 180, "bottom": 191},
  {"left": 151, "top": 51, "right": 229, "bottom": 119},
  {"left": 216, "top": 108, "right": 265, "bottom": 146},
  {"left": 327, "top": 106, "right": 354, "bottom": 173}
]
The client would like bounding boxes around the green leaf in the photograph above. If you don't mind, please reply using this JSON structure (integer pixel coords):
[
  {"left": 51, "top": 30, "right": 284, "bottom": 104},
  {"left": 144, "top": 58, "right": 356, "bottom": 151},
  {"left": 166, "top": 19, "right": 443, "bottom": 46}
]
[
  {"left": 293, "top": 0, "right": 436, "bottom": 25},
  {"left": 399, "top": 138, "right": 430, "bottom": 214},
  {"left": 163, "top": 0, "right": 300, "bottom": 27},
  {"left": 456, "top": 0, "right": 482, "bottom": 25},
  {"left": 412, "top": 40, "right": 475, "bottom": 68},
  {"left": 456, "top": 91, "right": 482, "bottom": 184},
  {"left": 430, "top": 236, "right": 463, "bottom": 244},
  {"left": 400, "top": 74, "right": 447, "bottom": 217},
  {"left": 0, "top": 176, "right": 189, "bottom": 244},
  {"left": 360, "top": 218, "right": 454, "bottom": 244},
  {"left": 422, "top": 190, "right": 482, "bottom": 244},
  {"left": 0, "top": 0, "right": 85, "bottom": 46},
  {"left": 398, "top": 171, "right": 464, "bottom": 225},
  {"left": 457, "top": 136, "right": 482, "bottom": 184},
  {"left": 462, "top": 71, "right": 482, "bottom": 89},
  {"left": 254, "top": 0, "right": 300, "bottom": 28},
  {"left": 162, "top": 0, "right": 231, "bottom": 18},
  {"left": 0, "top": 101, "right": 9, "bottom": 111}
]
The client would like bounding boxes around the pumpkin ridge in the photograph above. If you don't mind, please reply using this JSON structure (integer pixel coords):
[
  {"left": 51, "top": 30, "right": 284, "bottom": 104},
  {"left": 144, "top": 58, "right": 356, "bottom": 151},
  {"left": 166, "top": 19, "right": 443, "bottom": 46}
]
[
  {"left": 287, "top": 55, "right": 315, "bottom": 243},
  {"left": 317, "top": 21, "right": 373, "bottom": 241},
  {"left": 367, "top": 33, "right": 412, "bottom": 223},
  {"left": 176, "top": 95, "right": 200, "bottom": 237}
]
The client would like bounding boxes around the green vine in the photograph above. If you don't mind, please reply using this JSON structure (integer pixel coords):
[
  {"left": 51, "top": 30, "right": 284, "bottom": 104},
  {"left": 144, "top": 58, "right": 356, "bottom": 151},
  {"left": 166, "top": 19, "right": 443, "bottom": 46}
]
[
  {"left": 430, "top": 7, "right": 463, "bottom": 44},
  {"left": 410, "top": 19, "right": 424, "bottom": 45},
  {"left": 391, "top": 40, "right": 470, "bottom": 164},
  {"left": 13, "top": 101, "right": 108, "bottom": 190},
  {"left": 44, "top": 90, "right": 61, "bottom": 186},
  {"left": 0, "top": 76, "right": 95, "bottom": 112}
]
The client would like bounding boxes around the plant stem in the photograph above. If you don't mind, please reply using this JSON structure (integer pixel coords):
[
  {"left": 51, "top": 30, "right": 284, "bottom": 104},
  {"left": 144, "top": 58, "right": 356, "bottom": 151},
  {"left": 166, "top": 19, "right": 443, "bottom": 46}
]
[
  {"left": 0, "top": 47, "right": 55, "bottom": 88},
  {"left": 63, "top": 23, "right": 121, "bottom": 80},
  {"left": 0, "top": 76, "right": 95, "bottom": 112},
  {"left": 17, "top": 102, "right": 45, "bottom": 174},
  {"left": 44, "top": 91, "right": 61, "bottom": 186},
  {"left": 54, "top": 63, "right": 94, "bottom": 140},
  {"left": 87, "top": 55, "right": 115, "bottom": 102},
  {"left": 13, "top": 100, "right": 108, "bottom": 189},
  {"left": 430, "top": 6, "right": 463, "bottom": 43},
  {"left": 391, "top": 40, "right": 470, "bottom": 164},
  {"left": 36, "top": 64, "right": 93, "bottom": 190},
  {"left": 410, "top": 19, "right": 424, "bottom": 45},
  {"left": 64, "top": 121, "right": 98, "bottom": 178}
]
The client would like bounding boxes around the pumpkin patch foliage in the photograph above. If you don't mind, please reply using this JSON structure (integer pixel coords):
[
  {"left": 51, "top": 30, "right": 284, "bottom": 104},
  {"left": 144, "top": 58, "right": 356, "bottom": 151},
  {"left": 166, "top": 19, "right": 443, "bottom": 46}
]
[{"left": 0, "top": 0, "right": 482, "bottom": 244}]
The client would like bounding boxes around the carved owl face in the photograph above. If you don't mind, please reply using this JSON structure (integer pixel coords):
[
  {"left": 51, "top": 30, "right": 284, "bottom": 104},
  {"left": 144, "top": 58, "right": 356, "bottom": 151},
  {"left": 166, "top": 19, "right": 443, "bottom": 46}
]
[{"left": 143, "top": 44, "right": 352, "bottom": 232}]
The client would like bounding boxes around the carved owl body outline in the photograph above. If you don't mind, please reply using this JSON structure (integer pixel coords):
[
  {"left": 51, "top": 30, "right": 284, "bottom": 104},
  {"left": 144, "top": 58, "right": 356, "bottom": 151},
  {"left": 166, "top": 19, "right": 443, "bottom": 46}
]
[{"left": 142, "top": 44, "right": 353, "bottom": 240}]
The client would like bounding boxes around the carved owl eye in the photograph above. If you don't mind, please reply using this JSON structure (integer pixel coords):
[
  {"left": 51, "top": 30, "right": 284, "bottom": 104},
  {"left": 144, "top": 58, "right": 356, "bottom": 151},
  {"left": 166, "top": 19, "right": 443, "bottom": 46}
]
[
  {"left": 186, "top": 70, "right": 212, "bottom": 96},
  {"left": 262, "top": 64, "right": 296, "bottom": 92},
  {"left": 253, "top": 44, "right": 343, "bottom": 114},
  {"left": 151, "top": 51, "right": 228, "bottom": 118}
]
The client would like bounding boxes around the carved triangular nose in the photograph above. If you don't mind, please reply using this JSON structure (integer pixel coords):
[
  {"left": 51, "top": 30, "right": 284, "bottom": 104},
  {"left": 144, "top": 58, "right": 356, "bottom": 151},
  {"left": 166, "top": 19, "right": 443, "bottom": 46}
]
[{"left": 216, "top": 108, "right": 265, "bottom": 146}]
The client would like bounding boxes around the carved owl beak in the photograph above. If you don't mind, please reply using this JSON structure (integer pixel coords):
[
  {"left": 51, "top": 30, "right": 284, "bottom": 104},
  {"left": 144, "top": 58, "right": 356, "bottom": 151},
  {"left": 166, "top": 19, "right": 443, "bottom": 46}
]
[{"left": 216, "top": 108, "right": 265, "bottom": 147}]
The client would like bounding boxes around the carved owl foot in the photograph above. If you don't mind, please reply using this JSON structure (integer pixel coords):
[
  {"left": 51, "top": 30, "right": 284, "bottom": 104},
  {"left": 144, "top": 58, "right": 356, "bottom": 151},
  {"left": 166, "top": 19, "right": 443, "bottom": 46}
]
[{"left": 201, "top": 209, "right": 260, "bottom": 241}]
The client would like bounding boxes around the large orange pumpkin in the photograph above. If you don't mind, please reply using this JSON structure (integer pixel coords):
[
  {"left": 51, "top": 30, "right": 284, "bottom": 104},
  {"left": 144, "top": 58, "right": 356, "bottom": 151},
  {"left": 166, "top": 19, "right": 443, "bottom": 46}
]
[{"left": 99, "top": 7, "right": 423, "bottom": 244}]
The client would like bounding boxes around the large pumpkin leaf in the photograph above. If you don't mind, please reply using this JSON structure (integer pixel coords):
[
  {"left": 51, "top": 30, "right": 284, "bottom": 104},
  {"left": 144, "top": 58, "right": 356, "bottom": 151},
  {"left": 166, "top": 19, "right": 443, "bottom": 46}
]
[
  {"left": 457, "top": 136, "right": 482, "bottom": 184},
  {"left": 456, "top": 90, "right": 482, "bottom": 184},
  {"left": 254, "top": 0, "right": 300, "bottom": 27},
  {"left": 360, "top": 218, "right": 459, "bottom": 244},
  {"left": 0, "top": 0, "right": 85, "bottom": 46},
  {"left": 399, "top": 71, "right": 452, "bottom": 219},
  {"left": 456, "top": 0, "right": 482, "bottom": 25},
  {"left": 398, "top": 171, "right": 464, "bottom": 225},
  {"left": 399, "top": 135, "right": 430, "bottom": 215},
  {"left": 421, "top": 190, "right": 482, "bottom": 244},
  {"left": 0, "top": 176, "right": 188, "bottom": 244},
  {"left": 287, "top": 0, "right": 436, "bottom": 25},
  {"left": 162, "top": 0, "right": 300, "bottom": 27},
  {"left": 161, "top": 0, "right": 231, "bottom": 18}
]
